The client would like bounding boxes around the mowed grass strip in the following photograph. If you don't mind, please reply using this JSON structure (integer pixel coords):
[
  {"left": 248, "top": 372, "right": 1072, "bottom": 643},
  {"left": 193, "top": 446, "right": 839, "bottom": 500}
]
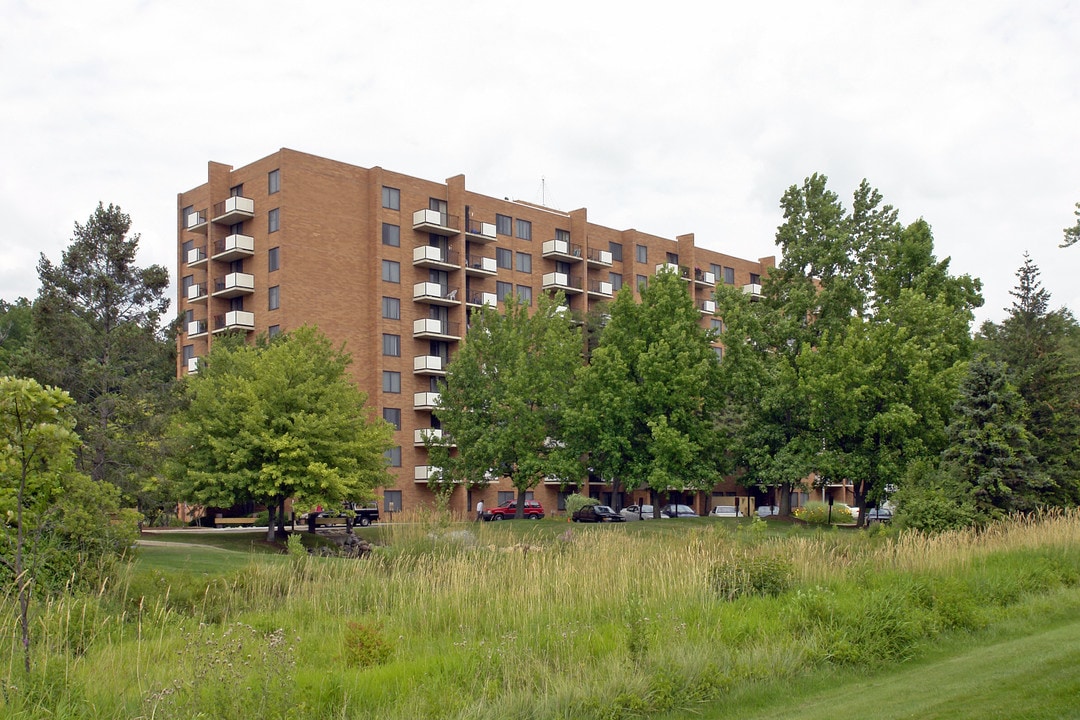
[{"left": 663, "top": 588, "right": 1080, "bottom": 720}]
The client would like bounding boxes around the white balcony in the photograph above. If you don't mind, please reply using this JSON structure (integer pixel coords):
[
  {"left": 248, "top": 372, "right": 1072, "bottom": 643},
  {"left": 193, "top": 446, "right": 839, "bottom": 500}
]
[
  {"left": 587, "top": 248, "right": 613, "bottom": 266},
  {"left": 212, "top": 233, "right": 255, "bottom": 262},
  {"left": 186, "top": 245, "right": 207, "bottom": 266},
  {"left": 466, "top": 291, "right": 498, "bottom": 307},
  {"left": 413, "top": 355, "right": 446, "bottom": 375},
  {"left": 414, "top": 428, "right": 450, "bottom": 446},
  {"left": 655, "top": 262, "right": 681, "bottom": 276},
  {"left": 694, "top": 269, "right": 716, "bottom": 286},
  {"left": 414, "top": 465, "right": 443, "bottom": 482},
  {"left": 187, "top": 319, "right": 207, "bottom": 337},
  {"left": 213, "top": 272, "right": 255, "bottom": 298},
  {"left": 542, "top": 239, "right": 583, "bottom": 262},
  {"left": 413, "top": 245, "right": 460, "bottom": 269},
  {"left": 213, "top": 310, "right": 255, "bottom": 333},
  {"left": 412, "top": 209, "right": 459, "bottom": 236},
  {"left": 587, "top": 280, "right": 613, "bottom": 298},
  {"left": 699, "top": 299, "right": 716, "bottom": 314},
  {"left": 414, "top": 391, "right": 440, "bottom": 410},
  {"left": 185, "top": 209, "right": 207, "bottom": 233},
  {"left": 542, "top": 272, "right": 583, "bottom": 294},
  {"left": 413, "top": 318, "right": 461, "bottom": 340},
  {"left": 212, "top": 196, "right": 255, "bottom": 225},
  {"left": 464, "top": 254, "right": 497, "bottom": 276},
  {"left": 465, "top": 220, "right": 497, "bottom": 243},
  {"left": 742, "top": 283, "right": 763, "bottom": 300},
  {"left": 413, "top": 282, "right": 461, "bottom": 306},
  {"left": 185, "top": 356, "right": 200, "bottom": 374},
  {"left": 186, "top": 283, "right": 207, "bottom": 303}
]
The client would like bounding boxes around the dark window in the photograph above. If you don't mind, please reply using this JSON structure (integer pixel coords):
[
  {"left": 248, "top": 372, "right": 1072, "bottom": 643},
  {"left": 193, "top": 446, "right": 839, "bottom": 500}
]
[
  {"left": 384, "top": 490, "right": 402, "bottom": 513},
  {"left": 636, "top": 274, "right": 648, "bottom": 291},
  {"left": 710, "top": 263, "right": 722, "bottom": 279},
  {"left": 383, "top": 407, "right": 402, "bottom": 430},
  {"left": 496, "top": 214, "right": 512, "bottom": 235},
  {"left": 382, "top": 186, "right": 400, "bottom": 210},
  {"left": 182, "top": 344, "right": 194, "bottom": 362},
  {"left": 496, "top": 247, "right": 512, "bottom": 269},
  {"left": 182, "top": 274, "right": 194, "bottom": 291},
  {"left": 230, "top": 184, "right": 243, "bottom": 197},
  {"left": 556, "top": 229, "right": 570, "bottom": 243},
  {"left": 268, "top": 247, "right": 280, "bottom": 272},
  {"left": 382, "top": 296, "right": 400, "bottom": 319},
  {"left": 609, "top": 272, "right": 623, "bottom": 291},
  {"left": 382, "top": 334, "right": 401, "bottom": 357},
  {"left": 382, "top": 371, "right": 401, "bottom": 393},
  {"left": 517, "top": 285, "right": 533, "bottom": 305},
  {"left": 268, "top": 285, "right": 280, "bottom": 310},
  {"left": 268, "top": 169, "right": 280, "bottom": 194},
  {"left": 749, "top": 273, "right": 761, "bottom": 285},
  {"left": 496, "top": 281, "right": 513, "bottom": 301},
  {"left": 268, "top": 324, "right": 281, "bottom": 338},
  {"left": 515, "top": 252, "right": 532, "bottom": 273},
  {"left": 723, "top": 266, "right": 735, "bottom": 284},
  {"left": 609, "top": 241, "right": 623, "bottom": 261},
  {"left": 268, "top": 208, "right": 280, "bottom": 233},
  {"left": 382, "top": 260, "right": 400, "bottom": 283},
  {"left": 636, "top": 244, "right": 647, "bottom": 263},
  {"left": 667, "top": 252, "right": 679, "bottom": 264},
  {"left": 384, "top": 446, "right": 402, "bottom": 467},
  {"left": 382, "top": 223, "right": 400, "bottom": 247},
  {"left": 516, "top": 219, "right": 532, "bottom": 240}
]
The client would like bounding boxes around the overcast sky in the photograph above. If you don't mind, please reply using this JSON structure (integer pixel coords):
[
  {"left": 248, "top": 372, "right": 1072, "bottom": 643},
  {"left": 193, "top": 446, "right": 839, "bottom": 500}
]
[{"left": 2, "top": 0, "right": 1078, "bottom": 327}]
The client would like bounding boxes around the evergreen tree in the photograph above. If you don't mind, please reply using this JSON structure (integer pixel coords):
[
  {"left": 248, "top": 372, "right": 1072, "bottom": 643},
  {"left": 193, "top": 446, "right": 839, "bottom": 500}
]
[{"left": 19, "top": 204, "right": 175, "bottom": 506}]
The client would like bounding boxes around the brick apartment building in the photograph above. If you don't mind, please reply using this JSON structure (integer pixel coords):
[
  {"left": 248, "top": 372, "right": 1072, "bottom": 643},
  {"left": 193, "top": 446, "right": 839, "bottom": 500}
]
[{"left": 176, "top": 148, "right": 779, "bottom": 517}]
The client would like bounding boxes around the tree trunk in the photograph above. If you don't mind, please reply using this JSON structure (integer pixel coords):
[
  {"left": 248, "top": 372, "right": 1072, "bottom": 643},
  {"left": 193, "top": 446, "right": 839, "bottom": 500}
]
[
  {"left": 778, "top": 482, "right": 794, "bottom": 517},
  {"left": 277, "top": 498, "right": 287, "bottom": 536},
  {"left": 265, "top": 503, "right": 277, "bottom": 543},
  {"left": 515, "top": 485, "right": 526, "bottom": 519}
]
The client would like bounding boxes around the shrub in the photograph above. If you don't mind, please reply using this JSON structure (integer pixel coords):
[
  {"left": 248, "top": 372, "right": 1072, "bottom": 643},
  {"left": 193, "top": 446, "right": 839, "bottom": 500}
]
[
  {"left": 794, "top": 501, "right": 852, "bottom": 525},
  {"left": 564, "top": 493, "right": 599, "bottom": 516},
  {"left": 342, "top": 621, "right": 393, "bottom": 668},
  {"left": 710, "top": 553, "right": 793, "bottom": 601}
]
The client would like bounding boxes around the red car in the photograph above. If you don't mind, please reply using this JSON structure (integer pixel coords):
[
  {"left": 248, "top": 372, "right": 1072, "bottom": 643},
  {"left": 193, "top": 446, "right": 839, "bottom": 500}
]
[{"left": 484, "top": 500, "right": 545, "bottom": 520}]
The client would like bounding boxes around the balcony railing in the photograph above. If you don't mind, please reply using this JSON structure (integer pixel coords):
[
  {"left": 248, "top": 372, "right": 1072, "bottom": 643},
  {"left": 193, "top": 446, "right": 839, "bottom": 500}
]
[
  {"left": 413, "top": 282, "right": 461, "bottom": 305},
  {"left": 186, "top": 245, "right": 207, "bottom": 266},
  {"left": 542, "top": 239, "right": 584, "bottom": 261},
  {"left": 587, "top": 248, "right": 613, "bottom": 266},
  {"left": 414, "top": 391, "right": 440, "bottom": 410},
  {"left": 212, "top": 310, "right": 255, "bottom": 333},
  {"left": 185, "top": 209, "right": 207, "bottom": 233},
  {"left": 213, "top": 272, "right": 255, "bottom": 298},
  {"left": 414, "top": 465, "right": 443, "bottom": 482},
  {"left": 742, "top": 283, "right": 763, "bottom": 300},
  {"left": 412, "top": 245, "right": 461, "bottom": 269},
  {"left": 694, "top": 268, "right": 716, "bottom": 285},
  {"left": 465, "top": 220, "right": 497, "bottom": 243},
  {"left": 413, "top": 355, "right": 446, "bottom": 375},
  {"left": 699, "top": 299, "right": 716, "bottom": 314},
  {"left": 587, "top": 279, "right": 613, "bottom": 297},
  {"left": 414, "top": 428, "right": 450, "bottom": 446},
  {"left": 185, "top": 356, "right": 200, "bottom": 374},
  {"left": 464, "top": 253, "right": 497, "bottom": 275},
  {"left": 542, "top": 272, "right": 583, "bottom": 293},
  {"left": 466, "top": 291, "right": 498, "bottom": 307},
  {"left": 412, "top": 209, "right": 460, "bottom": 236},
  {"left": 413, "top": 318, "right": 461, "bottom": 339},
  {"left": 212, "top": 233, "right": 255, "bottom": 261},
  {"left": 211, "top": 196, "right": 255, "bottom": 225},
  {"left": 655, "top": 263, "right": 691, "bottom": 279},
  {"left": 187, "top": 319, "right": 207, "bottom": 337},
  {"left": 186, "top": 283, "right": 208, "bottom": 303}
]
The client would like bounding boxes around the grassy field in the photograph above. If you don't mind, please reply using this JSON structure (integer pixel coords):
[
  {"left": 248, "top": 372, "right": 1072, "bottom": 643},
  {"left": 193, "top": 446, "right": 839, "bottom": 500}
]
[{"left": 3, "top": 512, "right": 1079, "bottom": 719}]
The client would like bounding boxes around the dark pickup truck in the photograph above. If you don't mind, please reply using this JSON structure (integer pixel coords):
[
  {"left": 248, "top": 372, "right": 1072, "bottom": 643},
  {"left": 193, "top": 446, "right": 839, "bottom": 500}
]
[{"left": 305, "top": 502, "right": 380, "bottom": 531}]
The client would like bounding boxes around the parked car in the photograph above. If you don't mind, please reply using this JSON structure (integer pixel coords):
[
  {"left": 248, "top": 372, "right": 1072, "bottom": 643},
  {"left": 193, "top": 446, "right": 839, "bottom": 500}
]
[
  {"left": 865, "top": 506, "right": 893, "bottom": 523},
  {"left": 485, "top": 500, "right": 545, "bottom": 520},
  {"left": 661, "top": 504, "right": 698, "bottom": 518},
  {"left": 572, "top": 504, "right": 625, "bottom": 523},
  {"left": 620, "top": 504, "right": 661, "bottom": 521},
  {"left": 710, "top": 505, "right": 742, "bottom": 517},
  {"left": 757, "top": 505, "right": 780, "bottom": 518}
]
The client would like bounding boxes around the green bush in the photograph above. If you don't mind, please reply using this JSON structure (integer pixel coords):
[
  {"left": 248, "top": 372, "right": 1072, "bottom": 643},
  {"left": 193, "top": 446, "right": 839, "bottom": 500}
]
[
  {"left": 342, "top": 621, "right": 393, "bottom": 668},
  {"left": 564, "top": 493, "right": 599, "bottom": 516},
  {"left": 794, "top": 501, "right": 852, "bottom": 525},
  {"left": 710, "top": 553, "right": 794, "bottom": 601}
]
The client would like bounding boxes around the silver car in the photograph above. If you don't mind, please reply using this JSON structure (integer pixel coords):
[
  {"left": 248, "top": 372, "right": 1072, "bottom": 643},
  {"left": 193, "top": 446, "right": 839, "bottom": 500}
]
[{"left": 620, "top": 504, "right": 661, "bottom": 521}]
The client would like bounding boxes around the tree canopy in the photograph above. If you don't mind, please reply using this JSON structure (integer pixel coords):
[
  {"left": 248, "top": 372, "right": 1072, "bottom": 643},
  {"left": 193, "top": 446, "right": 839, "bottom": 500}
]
[
  {"left": 566, "top": 270, "right": 727, "bottom": 513},
  {"left": 167, "top": 326, "right": 393, "bottom": 541},
  {"left": 429, "top": 294, "right": 583, "bottom": 516}
]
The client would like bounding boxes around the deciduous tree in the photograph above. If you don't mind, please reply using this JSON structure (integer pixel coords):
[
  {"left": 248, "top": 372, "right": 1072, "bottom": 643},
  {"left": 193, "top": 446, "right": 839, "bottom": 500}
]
[{"left": 168, "top": 326, "right": 393, "bottom": 541}]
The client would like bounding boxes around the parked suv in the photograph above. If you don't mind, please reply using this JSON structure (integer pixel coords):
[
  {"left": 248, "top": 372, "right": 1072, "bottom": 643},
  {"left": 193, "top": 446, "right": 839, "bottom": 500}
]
[
  {"left": 572, "top": 505, "right": 625, "bottom": 523},
  {"left": 485, "top": 500, "right": 545, "bottom": 520},
  {"left": 661, "top": 504, "right": 698, "bottom": 518}
]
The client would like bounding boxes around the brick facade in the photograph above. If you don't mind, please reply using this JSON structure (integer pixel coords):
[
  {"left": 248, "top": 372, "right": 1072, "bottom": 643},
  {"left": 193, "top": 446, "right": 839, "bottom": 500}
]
[{"left": 177, "top": 148, "right": 776, "bottom": 517}]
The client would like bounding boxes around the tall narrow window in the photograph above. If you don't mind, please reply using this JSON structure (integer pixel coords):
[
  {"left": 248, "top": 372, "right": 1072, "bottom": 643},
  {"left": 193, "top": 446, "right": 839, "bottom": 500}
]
[
  {"left": 268, "top": 169, "right": 280, "bottom": 194},
  {"left": 268, "top": 247, "right": 280, "bottom": 272},
  {"left": 382, "top": 371, "right": 401, "bottom": 393},
  {"left": 382, "top": 223, "right": 400, "bottom": 247},
  {"left": 516, "top": 219, "right": 532, "bottom": 240},
  {"left": 496, "top": 214, "right": 512, "bottom": 236},
  {"left": 384, "top": 446, "right": 402, "bottom": 467},
  {"left": 382, "top": 296, "right": 401, "bottom": 319},
  {"left": 268, "top": 285, "right": 280, "bottom": 310},
  {"left": 636, "top": 275, "right": 648, "bottom": 291},
  {"left": 382, "top": 333, "right": 401, "bottom": 357},
  {"left": 382, "top": 260, "right": 400, "bottom": 283},
  {"left": 636, "top": 244, "right": 647, "bottom": 263},
  {"left": 609, "top": 272, "right": 623, "bottom": 291},
  {"left": 517, "top": 285, "right": 533, "bottom": 305},
  {"left": 496, "top": 281, "right": 513, "bottom": 301},
  {"left": 383, "top": 407, "right": 402, "bottom": 430},
  {"left": 382, "top": 186, "right": 400, "bottom": 210},
  {"left": 496, "top": 247, "right": 512, "bottom": 269},
  {"left": 723, "top": 267, "right": 735, "bottom": 284},
  {"left": 268, "top": 208, "right": 280, "bottom": 233},
  {"left": 515, "top": 252, "right": 532, "bottom": 273},
  {"left": 609, "top": 241, "right": 623, "bottom": 261}
]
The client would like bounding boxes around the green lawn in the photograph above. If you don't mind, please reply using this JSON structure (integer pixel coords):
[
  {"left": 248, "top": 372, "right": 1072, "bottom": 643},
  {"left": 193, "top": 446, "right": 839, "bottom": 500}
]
[{"left": 661, "top": 589, "right": 1080, "bottom": 720}]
